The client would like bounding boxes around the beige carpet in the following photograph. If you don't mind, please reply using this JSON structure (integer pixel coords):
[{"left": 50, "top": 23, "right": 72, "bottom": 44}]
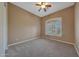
[{"left": 5, "top": 39, "right": 78, "bottom": 57}]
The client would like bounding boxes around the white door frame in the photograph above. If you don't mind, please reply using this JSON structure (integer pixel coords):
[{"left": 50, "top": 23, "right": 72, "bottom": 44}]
[{"left": 0, "top": 2, "right": 8, "bottom": 57}]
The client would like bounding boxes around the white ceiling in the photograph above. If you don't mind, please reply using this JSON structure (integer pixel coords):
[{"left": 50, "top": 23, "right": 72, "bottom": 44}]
[{"left": 11, "top": 2, "right": 75, "bottom": 17}]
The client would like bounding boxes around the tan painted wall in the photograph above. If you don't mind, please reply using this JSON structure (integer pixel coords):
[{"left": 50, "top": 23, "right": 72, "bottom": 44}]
[
  {"left": 41, "top": 6, "right": 75, "bottom": 44},
  {"left": 8, "top": 3, "right": 75, "bottom": 45},
  {"left": 8, "top": 3, "right": 40, "bottom": 45}
]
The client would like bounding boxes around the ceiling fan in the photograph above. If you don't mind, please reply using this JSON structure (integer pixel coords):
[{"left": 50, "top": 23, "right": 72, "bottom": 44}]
[{"left": 35, "top": 2, "right": 52, "bottom": 12}]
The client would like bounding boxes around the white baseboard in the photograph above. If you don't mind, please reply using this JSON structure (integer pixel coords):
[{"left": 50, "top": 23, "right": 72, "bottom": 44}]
[
  {"left": 8, "top": 36, "right": 39, "bottom": 47},
  {"left": 74, "top": 44, "right": 79, "bottom": 56},
  {"left": 46, "top": 37, "right": 74, "bottom": 45}
]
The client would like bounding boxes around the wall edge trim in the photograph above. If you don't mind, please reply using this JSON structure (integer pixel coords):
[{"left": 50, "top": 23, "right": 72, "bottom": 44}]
[
  {"left": 8, "top": 36, "right": 40, "bottom": 47},
  {"left": 45, "top": 37, "right": 79, "bottom": 56},
  {"left": 74, "top": 44, "right": 79, "bottom": 56},
  {"left": 45, "top": 37, "right": 74, "bottom": 45}
]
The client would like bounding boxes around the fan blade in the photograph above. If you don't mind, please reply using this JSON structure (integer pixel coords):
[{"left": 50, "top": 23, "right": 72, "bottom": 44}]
[
  {"left": 46, "top": 5, "right": 52, "bottom": 7},
  {"left": 44, "top": 8, "right": 46, "bottom": 12},
  {"left": 38, "top": 8, "right": 41, "bottom": 11},
  {"left": 41, "top": 2, "right": 44, "bottom": 5},
  {"left": 35, "top": 4, "right": 41, "bottom": 6}
]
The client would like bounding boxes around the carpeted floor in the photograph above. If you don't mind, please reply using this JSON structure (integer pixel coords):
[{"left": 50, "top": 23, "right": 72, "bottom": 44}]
[{"left": 5, "top": 39, "right": 78, "bottom": 57}]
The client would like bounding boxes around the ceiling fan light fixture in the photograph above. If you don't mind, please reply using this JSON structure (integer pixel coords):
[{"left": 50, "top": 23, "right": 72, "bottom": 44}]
[{"left": 35, "top": 2, "right": 52, "bottom": 12}]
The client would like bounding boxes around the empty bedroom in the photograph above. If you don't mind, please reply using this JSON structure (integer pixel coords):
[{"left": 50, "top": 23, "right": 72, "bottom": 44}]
[{"left": 0, "top": 2, "right": 79, "bottom": 57}]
